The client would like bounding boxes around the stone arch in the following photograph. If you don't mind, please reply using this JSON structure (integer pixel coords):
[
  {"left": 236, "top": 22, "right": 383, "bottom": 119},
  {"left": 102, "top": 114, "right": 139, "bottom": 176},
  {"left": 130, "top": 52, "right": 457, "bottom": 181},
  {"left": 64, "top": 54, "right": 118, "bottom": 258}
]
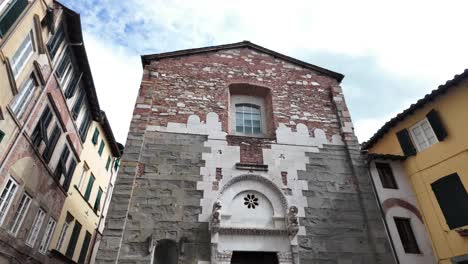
[
  {"left": 382, "top": 198, "right": 424, "bottom": 223},
  {"left": 218, "top": 174, "right": 288, "bottom": 229},
  {"left": 220, "top": 174, "right": 288, "bottom": 210},
  {"left": 153, "top": 239, "right": 178, "bottom": 264}
]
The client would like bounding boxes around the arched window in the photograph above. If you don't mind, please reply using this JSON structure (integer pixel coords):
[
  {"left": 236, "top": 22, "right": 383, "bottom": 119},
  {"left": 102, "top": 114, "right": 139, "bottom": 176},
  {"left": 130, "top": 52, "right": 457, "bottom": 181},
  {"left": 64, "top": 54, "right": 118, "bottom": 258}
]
[
  {"left": 154, "top": 239, "right": 178, "bottom": 264},
  {"left": 235, "top": 104, "right": 261, "bottom": 135}
]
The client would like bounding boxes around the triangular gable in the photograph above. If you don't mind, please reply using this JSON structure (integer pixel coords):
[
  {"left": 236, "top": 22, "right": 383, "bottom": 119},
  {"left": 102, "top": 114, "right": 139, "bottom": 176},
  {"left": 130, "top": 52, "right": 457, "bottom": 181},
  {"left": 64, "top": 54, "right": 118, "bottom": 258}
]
[{"left": 141, "top": 41, "right": 344, "bottom": 82}]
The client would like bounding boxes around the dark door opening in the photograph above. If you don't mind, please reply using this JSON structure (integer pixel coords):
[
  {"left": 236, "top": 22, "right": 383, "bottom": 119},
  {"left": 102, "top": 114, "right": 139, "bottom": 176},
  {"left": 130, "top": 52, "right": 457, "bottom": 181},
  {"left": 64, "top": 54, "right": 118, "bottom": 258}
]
[{"left": 231, "top": 251, "right": 279, "bottom": 264}]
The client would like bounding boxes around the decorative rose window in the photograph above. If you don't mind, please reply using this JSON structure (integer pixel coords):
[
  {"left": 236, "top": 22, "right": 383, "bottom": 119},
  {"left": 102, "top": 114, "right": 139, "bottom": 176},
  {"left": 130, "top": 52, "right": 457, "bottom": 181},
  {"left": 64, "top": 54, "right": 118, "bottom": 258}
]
[{"left": 244, "top": 194, "right": 259, "bottom": 209}]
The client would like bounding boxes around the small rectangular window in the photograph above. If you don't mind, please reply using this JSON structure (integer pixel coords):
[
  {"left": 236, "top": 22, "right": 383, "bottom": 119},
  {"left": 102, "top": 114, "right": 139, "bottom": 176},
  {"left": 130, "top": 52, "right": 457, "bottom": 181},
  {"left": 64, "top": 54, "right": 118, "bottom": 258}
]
[
  {"left": 98, "top": 140, "right": 105, "bottom": 156},
  {"left": 375, "top": 162, "right": 398, "bottom": 189},
  {"left": 77, "top": 163, "right": 89, "bottom": 191},
  {"left": 8, "top": 193, "right": 32, "bottom": 236},
  {"left": 79, "top": 109, "right": 91, "bottom": 141},
  {"left": 65, "top": 220, "right": 82, "bottom": 258},
  {"left": 26, "top": 208, "right": 46, "bottom": 247},
  {"left": 409, "top": 118, "right": 438, "bottom": 152},
  {"left": 0, "top": 178, "right": 18, "bottom": 225},
  {"left": 105, "top": 156, "right": 111, "bottom": 171},
  {"left": 42, "top": 124, "right": 61, "bottom": 163},
  {"left": 38, "top": 217, "right": 56, "bottom": 254},
  {"left": 92, "top": 127, "right": 99, "bottom": 145},
  {"left": 10, "top": 76, "right": 36, "bottom": 118},
  {"left": 84, "top": 175, "right": 95, "bottom": 201},
  {"left": 31, "top": 106, "right": 53, "bottom": 148},
  {"left": 56, "top": 212, "right": 73, "bottom": 251},
  {"left": 432, "top": 173, "right": 468, "bottom": 229},
  {"left": 394, "top": 217, "right": 420, "bottom": 254},
  {"left": 11, "top": 30, "right": 34, "bottom": 78},
  {"left": 78, "top": 231, "right": 92, "bottom": 264},
  {"left": 94, "top": 188, "right": 103, "bottom": 212}
]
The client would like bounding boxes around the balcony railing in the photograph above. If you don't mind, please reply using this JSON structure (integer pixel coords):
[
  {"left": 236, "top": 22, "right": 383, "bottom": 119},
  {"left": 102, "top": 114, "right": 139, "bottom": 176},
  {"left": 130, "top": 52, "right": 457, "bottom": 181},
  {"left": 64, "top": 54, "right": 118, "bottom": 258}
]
[{"left": 0, "top": 0, "right": 29, "bottom": 38}]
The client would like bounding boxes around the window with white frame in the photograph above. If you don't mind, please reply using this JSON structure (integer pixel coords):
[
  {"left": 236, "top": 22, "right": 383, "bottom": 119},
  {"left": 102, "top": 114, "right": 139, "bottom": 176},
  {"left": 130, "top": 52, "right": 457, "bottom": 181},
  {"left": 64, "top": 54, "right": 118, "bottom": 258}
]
[
  {"left": 26, "top": 208, "right": 45, "bottom": 247},
  {"left": 8, "top": 193, "right": 32, "bottom": 236},
  {"left": 77, "top": 163, "right": 89, "bottom": 191},
  {"left": 11, "top": 30, "right": 35, "bottom": 78},
  {"left": 235, "top": 104, "right": 262, "bottom": 135},
  {"left": 0, "top": 178, "right": 18, "bottom": 226},
  {"left": 409, "top": 118, "right": 438, "bottom": 152},
  {"left": 38, "top": 217, "right": 56, "bottom": 254},
  {"left": 56, "top": 212, "right": 73, "bottom": 251},
  {"left": 9, "top": 75, "right": 36, "bottom": 118},
  {"left": 0, "top": 0, "right": 10, "bottom": 14}
]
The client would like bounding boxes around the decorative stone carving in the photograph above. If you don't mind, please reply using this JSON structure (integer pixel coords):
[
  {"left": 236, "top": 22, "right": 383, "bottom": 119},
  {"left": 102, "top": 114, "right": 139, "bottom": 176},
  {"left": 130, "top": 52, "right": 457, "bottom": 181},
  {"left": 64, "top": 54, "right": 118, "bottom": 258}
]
[
  {"left": 211, "top": 200, "right": 222, "bottom": 233},
  {"left": 277, "top": 251, "right": 293, "bottom": 263},
  {"left": 287, "top": 206, "right": 299, "bottom": 237}
]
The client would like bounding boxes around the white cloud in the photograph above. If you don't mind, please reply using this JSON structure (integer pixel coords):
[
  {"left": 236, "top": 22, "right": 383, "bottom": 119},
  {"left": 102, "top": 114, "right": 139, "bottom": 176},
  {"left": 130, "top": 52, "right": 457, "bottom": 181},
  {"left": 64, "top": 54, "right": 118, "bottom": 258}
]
[
  {"left": 82, "top": 32, "right": 142, "bottom": 142},
  {"left": 66, "top": 0, "right": 468, "bottom": 143}
]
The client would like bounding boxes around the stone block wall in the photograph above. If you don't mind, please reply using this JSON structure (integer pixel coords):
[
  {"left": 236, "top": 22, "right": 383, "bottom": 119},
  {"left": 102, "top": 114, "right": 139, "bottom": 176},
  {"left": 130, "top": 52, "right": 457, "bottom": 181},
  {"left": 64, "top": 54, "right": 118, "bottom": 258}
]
[{"left": 97, "top": 45, "right": 395, "bottom": 264}]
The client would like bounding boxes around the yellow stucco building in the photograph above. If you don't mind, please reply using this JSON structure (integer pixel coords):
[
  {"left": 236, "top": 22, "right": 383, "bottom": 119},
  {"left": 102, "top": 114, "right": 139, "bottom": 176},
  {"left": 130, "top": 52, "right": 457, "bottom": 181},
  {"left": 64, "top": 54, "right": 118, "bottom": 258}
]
[
  {"left": 50, "top": 112, "right": 122, "bottom": 263},
  {"left": 362, "top": 70, "right": 468, "bottom": 263}
]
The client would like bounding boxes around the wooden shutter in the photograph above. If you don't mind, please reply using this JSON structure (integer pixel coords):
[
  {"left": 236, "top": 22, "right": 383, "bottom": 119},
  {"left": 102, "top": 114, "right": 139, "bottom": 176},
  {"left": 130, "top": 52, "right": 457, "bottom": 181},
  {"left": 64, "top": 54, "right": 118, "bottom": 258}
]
[
  {"left": 64, "top": 73, "right": 81, "bottom": 99},
  {"left": 431, "top": 173, "right": 468, "bottom": 229},
  {"left": 94, "top": 188, "right": 103, "bottom": 211},
  {"left": 78, "top": 231, "right": 92, "bottom": 264},
  {"left": 65, "top": 221, "right": 82, "bottom": 258},
  {"left": 105, "top": 156, "right": 111, "bottom": 171},
  {"left": 92, "top": 128, "right": 99, "bottom": 145},
  {"left": 84, "top": 176, "right": 94, "bottom": 201},
  {"left": 0, "top": 129, "right": 4, "bottom": 143},
  {"left": 33, "top": 15, "right": 45, "bottom": 54},
  {"left": 426, "top": 109, "right": 447, "bottom": 141},
  {"left": 43, "top": 125, "right": 61, "bottom": 163},
  {"left": 79, "top": 112, "right": 91, "bottom": 141},
  {"left": 396, "top": 129, "right": 416, "bottom": 156},
  {"left": 63, "top": 159, "right": 76, "bottom": 191},
  {"left": 71, "top": 91, "right": 85, "bottom": 119}
]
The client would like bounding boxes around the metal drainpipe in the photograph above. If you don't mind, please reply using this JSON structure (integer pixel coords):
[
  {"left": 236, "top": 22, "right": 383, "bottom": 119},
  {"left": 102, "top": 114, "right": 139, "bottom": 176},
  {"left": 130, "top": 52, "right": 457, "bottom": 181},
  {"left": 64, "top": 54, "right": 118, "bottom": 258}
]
[
  {"left": 364, "top": 155, "right": 400, "bottom": 264},
  {"left": 0, "top": 41, "right": 78, "bottom": 173},
  {"left": 327, "top": 87, "right": 399, "bottom": 264}
]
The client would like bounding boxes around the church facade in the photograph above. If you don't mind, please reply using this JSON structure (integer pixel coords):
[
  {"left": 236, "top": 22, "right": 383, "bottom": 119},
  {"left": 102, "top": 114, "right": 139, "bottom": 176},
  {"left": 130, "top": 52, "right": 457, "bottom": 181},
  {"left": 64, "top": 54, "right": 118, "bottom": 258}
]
[{"left": 96, "top": 41, "right": 395, "bottom": 264}]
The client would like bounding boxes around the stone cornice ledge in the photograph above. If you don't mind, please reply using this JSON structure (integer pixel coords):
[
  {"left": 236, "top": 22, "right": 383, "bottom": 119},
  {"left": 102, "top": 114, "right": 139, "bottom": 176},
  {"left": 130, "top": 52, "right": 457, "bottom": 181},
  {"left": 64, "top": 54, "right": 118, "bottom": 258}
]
[{"left": 218, "top": 227, "right": 288, "bottom": 236}]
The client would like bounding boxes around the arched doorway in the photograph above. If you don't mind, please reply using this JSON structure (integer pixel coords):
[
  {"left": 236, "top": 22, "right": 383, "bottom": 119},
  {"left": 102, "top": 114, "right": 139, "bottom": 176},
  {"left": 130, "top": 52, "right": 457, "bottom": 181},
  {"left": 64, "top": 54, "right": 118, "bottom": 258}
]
[{"left": 211, "top": 175, "right": 295, "bottom": 264}]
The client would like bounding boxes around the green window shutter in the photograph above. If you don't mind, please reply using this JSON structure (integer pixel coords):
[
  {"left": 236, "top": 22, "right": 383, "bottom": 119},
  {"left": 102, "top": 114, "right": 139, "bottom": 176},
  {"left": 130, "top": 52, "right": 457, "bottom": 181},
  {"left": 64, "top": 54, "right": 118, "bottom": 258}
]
[
  {"left": 93, "top": 188, "right": 103, "bottom": 212},
  {"left": 91, "top": 128, "right": 99, "bottom": 145},
  {"left": 0, "top": 129, "right": 5, "bottom": 143},
  {"left": 431, "top": 173, "right": 468, "bottom": 229},
  {"left": 83, "top": 176, "right": 94, "bottom": 201},
  {"left": 77, "top": 231, "right": 92, "bottom": 264},
  {"left": 396, "top": 129, "right": 416, "bottom": 156},
  {"left": 426, "top": 109, "right": 448, "bottom": 141},
  {"left": 65, "top": 221, "right": 82, "bottom": 258},
  {"left": 0, "top": 0, "right": 29, "bottom": 37},
  {"left": 98, "top": 140, "right": 105, "bottom": 156},
  {"left": 105, "top": 157, "right": 111, "bottom": 171}
]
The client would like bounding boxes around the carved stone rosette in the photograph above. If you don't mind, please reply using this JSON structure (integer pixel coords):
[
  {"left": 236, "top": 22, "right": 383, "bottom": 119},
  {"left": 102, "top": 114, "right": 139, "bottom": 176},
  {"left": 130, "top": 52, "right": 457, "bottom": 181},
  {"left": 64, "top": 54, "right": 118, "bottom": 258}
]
[{"left": 287, "top": 206, "right": 299, "bottom": 237}]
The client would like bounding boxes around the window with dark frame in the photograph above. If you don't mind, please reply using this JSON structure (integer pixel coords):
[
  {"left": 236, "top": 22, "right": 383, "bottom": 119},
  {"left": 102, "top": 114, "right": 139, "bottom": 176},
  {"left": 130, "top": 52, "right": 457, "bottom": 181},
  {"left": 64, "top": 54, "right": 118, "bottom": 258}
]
[
  {"left": 431, "top": 173, "right": 468, "bottom": 229},
  {"left": 375, "top": 162, "right": 398, "bottom": 189},
  {"left": 98, "top": 140, "right": 105, "bottom": 156},
  {"left": 91, "top": 127, "right": 99, "bottom": 145},
  {"left": 54, "top": 146, "right": 77, "bottom": 191},
  {"left": 77, "top": 231, "right": 92, "bottom": 264},
  {"left": 394, "top": 217, "right": 420, "bottom": 254}
]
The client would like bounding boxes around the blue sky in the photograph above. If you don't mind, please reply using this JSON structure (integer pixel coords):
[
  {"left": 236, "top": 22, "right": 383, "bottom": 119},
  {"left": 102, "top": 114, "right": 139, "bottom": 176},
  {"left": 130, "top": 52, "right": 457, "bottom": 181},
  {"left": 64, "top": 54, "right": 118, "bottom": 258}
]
[{"left": 61, "top": 0, "right": 468, "bottom": 143}]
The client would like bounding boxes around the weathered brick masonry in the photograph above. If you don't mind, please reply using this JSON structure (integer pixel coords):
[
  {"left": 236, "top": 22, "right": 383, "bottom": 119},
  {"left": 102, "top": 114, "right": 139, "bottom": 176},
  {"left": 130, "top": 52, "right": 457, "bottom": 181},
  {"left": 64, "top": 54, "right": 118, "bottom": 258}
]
[{"left": 97, "top": 42, "right": 394, "bottom": 264}]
